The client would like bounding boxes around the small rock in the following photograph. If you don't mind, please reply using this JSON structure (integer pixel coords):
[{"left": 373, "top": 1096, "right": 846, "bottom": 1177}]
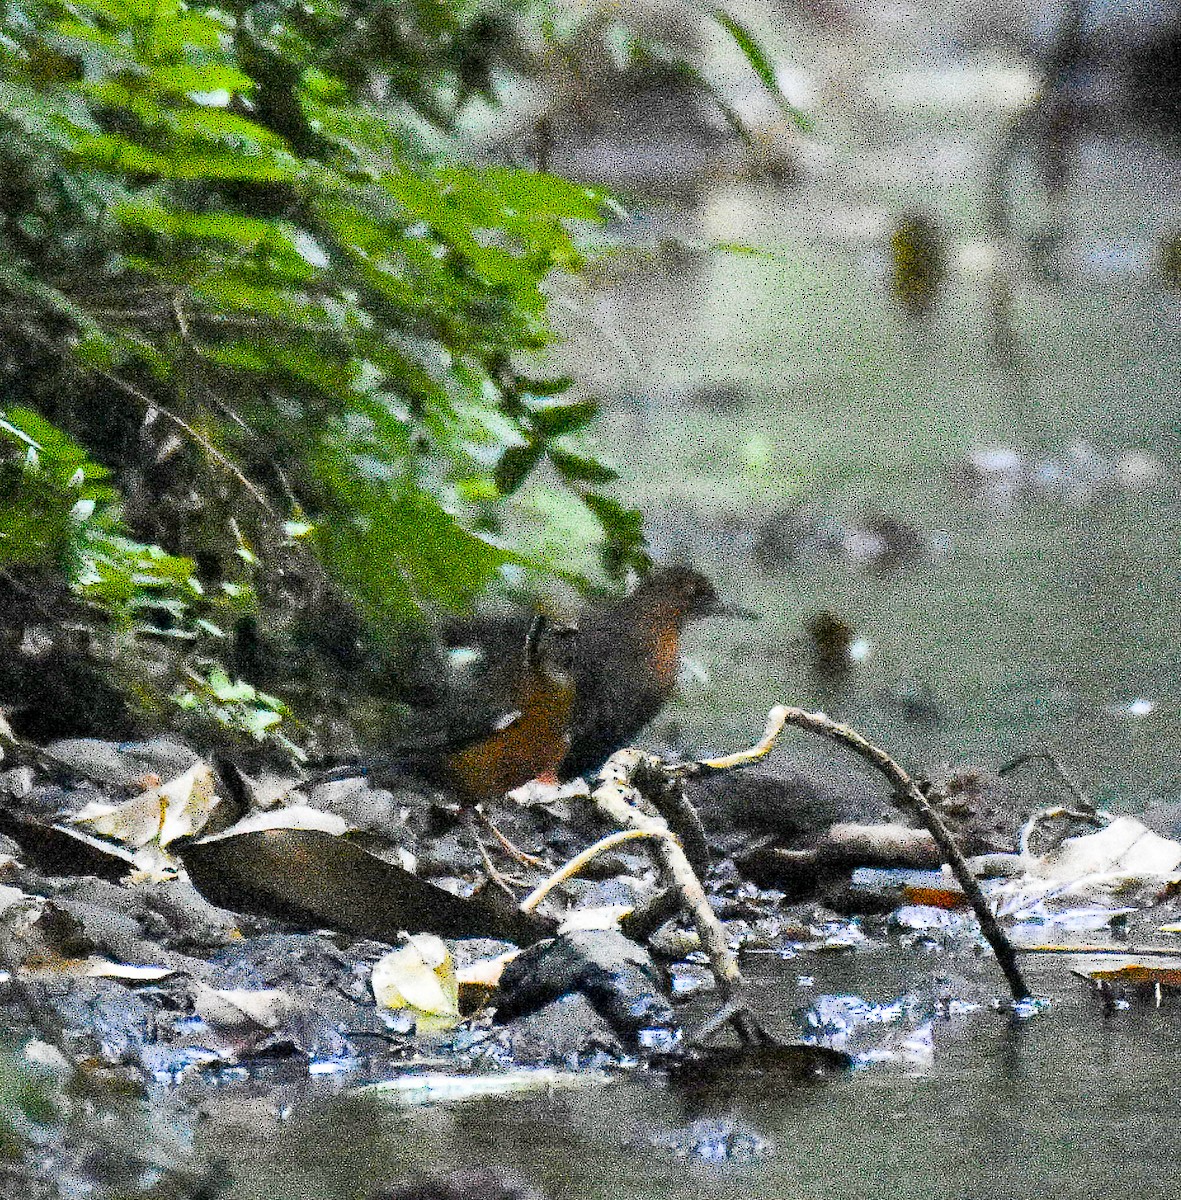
[
  {"left": 116, "top": 738, "right": 201, "bottom": 783},
  {"left": 43, "top": 738, "right": 197, "bottom": 790},
  {"left": 649, "top": 1116, "right": 773, "bottom": 1162},
  {"left": 41, "top": 977, "right": 155, "bottom": 1064},
  {"left": 0, "top": 768, "right": 34, "bottom": 800},
  {"left": 494, "top": 929, "right": 673, "bottom": 1040},
  {"left": 693, "top": 768, "right": 888, "bottom": 846},
  {"left": 494, "top": 992, "right": 624, "bottom": 1066}
]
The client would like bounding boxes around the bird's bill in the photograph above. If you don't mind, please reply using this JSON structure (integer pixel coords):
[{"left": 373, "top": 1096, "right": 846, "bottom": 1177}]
[{"left": 709, "top": 601, "right": 761, "bottom": 619}]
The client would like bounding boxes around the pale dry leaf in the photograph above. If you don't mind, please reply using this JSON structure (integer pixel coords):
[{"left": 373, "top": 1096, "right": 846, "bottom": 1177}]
[
  {"left": 68, "top": 791, "right": 166, "bottom": 849},
  {"left": 558, "top": 905, "right": 633, "bottom": 933},
  {"left": 372, "top": 934, "right": 460, "bottom": 1032},
  {"left": 198, "top": 806, "right": 352, "bottom": 840},
  {"left": 127, "top": 842, "right": 181, "bottom": 883},
  {"left": 456, "top": 949, "right": 519, "bottom": 1010},
  {"left": 85, "top": 958, "right": 176, "bottom": 981},
  {"left": 158, "top": 762, "right": 221, "bottom": 845},
  {"left": 1037, "top": 816, "right": 1181, "bottom": 882},
  {"left": 0, "top": 884, "right": 29, "bottom": 919},
  {"left": 19, "top": 955, "right": 176, "bottom": 981},
  {"left": 455, "top": 950, "right": 520, "bottom": 990},
  {"left": 68, "top": 760, "right": 222, "bottom": 849}
]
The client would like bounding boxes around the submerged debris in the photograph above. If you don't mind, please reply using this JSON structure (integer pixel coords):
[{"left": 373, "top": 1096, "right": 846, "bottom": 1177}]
[
  {"left": 372, "top": 1167, "right": 546, "bottom": 1200},
  {"left": 3, "top": 702, "right": 1181, "bottom": 1198},
  {"left": 648, "top": 1116, "right": 773, "bottom": 1162}
]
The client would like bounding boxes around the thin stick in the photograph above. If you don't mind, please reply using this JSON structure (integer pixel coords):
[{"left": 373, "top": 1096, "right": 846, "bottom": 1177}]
[
  {"left": 478, "top": 809, "right": 551, "bottom": 870},
  {"left": 519, "top": 829, "right": 658, "bottom": 914},
  {"left": 463, "top": 811, "right": 520, "bottom": 899},
  {"left": 692, "top": 706, "right": 1031, "bottom": 1003},
  {"left": 593, "top": 750, "right": 769, "bottom": 1046},
  {"left": 999, "top": 750, "right": 1093, "bottom": 812},
  {"left": 97, "top": 366, "right": 274, "bottom": 514},
  {"left": 695, "top": 705, "right": 793, "bottom": 772},
  {"left": 1019, "top": 944, "right": 1181, "bottom": 958},
  {"left": 22, "top": 328, "right": 273, "bottom": 515}
]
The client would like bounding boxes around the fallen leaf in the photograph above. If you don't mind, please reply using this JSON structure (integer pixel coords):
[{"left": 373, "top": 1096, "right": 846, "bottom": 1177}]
[
  {"left": 157, "top": 762, "right": 221, "bottom": 844},
  {"left": 559, "top": 905, "right": 633, "bottom": 933},
  {"left": 176, "top": 828, "right": 556, "bottom": 945},
  {"left": 194, "top": 983, "right": 297, "bottom": 1032},
  {"left": 85, "top": 959, "right": 175, "bottom": 981},
  {"left": 67, "top": 791, "right": 165, "bottom": 849},
  {"left": 995, "top": 816, "right": 1181, "bottom": 912},
  {"left": 67, "top": 761, "right": 221, "bottom": 849},
  {"left": 202, "top": 806, "right": 352, "bottom": 838},
  {"left": 19, "top": 955, "right": 175, "bottom": 981},
  {"left": 507, "top": 778, "right": 590, "bottom": 810},
  {"left": 456, "top": 951, "right": 519, "bottom": 990},
  {"left": 456, "top": 950, "right": 520, "bottom": 1012},
  {"left": 372, "top": 935, "right": 460, "bottom": 1032},
  {"left": 902, "top": 885, "right": 967, "bottom": 910},
  {"left": 128, "top": 842, "right": 182, "bottom": 883},
  {"left": 1073, "top": 958, "right": 1181, "bottom": 988},
  {"left": 0, "top": 884, "right": 28, "bottom": 918},
  {"left": 1037, "top": 816, "right": 1181, "bottom": 882}
]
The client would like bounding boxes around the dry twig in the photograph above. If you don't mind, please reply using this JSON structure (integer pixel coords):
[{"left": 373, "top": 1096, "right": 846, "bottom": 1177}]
[
  {"left": 999, "top": 750, "right": 1093, "bottom": 812},
  {"left": 589, "top": 748, "right": 771, "bottom": 1046},
  {"left": 689, "top": 705, "right": 1030, "bottom": 1003},
  {"left": 519, "top": 829, "right": 659, "bottom": 913}
]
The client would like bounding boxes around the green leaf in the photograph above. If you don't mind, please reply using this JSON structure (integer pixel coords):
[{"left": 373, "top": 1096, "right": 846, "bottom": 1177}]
[
  {"left": 708, "top": 7, "right": 812, "bottom": 132},
  {"left": 582, "top": 492, "right": 650, "bottom": 579},
  {"left": 527, "top": 397, "right": 598, "bottom": 436},
  {"left": 516, "top": 374, "right": 573, "bottom": 398},
  {"left": 548, "top": 446, "right": 618, "bottom": 485},
  {"left": 494, "top": 442, "right": 545, "bottom": 495}
]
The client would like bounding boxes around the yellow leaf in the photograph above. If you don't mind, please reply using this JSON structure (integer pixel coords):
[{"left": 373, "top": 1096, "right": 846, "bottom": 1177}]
[
  {"left": 372, "top": 934, "right": 460, "bottom": 1032},
  {"left": 68, "top": 761, "right": 221, "bottom": 849}
]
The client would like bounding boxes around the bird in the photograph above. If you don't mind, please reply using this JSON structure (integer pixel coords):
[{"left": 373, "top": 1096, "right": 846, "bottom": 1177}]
[
  {"left": 330, "top": 566, "right": 753, "bottom": 800},
  {"left": 313, "top": 614, "right": 579, "bottom": 805},
  {"left": 558, "top": 566, "right": 757, "bottom": 779}
]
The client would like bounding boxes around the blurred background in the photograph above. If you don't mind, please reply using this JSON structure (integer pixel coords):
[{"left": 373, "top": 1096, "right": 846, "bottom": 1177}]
[{"left": 508, "top": 0, "right": 1181, "bottom": 807}]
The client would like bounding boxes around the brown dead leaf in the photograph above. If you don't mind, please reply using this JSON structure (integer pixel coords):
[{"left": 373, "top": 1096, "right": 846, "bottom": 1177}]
[
  {"left": 1075, "top": 960, "right": 1181, "bottom": 988},
  {"left": 902, "top": 884, "right": 967, "bottom": 910}
]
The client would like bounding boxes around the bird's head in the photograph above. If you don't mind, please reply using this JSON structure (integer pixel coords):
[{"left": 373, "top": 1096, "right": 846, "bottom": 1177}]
[
  {"left": 632, "top": 566, "right": 759, "bottom": 626},
  {"left": 523, "top": 614, "right": 580, "bottom": 684}
]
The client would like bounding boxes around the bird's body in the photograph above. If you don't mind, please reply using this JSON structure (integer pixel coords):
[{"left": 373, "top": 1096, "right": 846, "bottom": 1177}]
[
  {"left": 328, "top": 567, "right": 753, "bottom": 801},
  {"left": 559, "top": 567, "right": 752, "bottom": 779},
  {"left": 321, "top": 616, "right": 576, "bottom": 805},
  {"left": 442, "top": 618, "right": 576, "bottom": 800}
]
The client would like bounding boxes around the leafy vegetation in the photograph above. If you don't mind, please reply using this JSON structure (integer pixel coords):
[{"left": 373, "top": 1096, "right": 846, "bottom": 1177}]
[{"left": 0, "top": 0, "right": 792, "bottom": 750}]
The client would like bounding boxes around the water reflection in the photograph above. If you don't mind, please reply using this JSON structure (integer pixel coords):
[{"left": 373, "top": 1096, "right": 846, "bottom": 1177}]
[{"left": 207, "top": 949, "right": 1181, "bottom": 1199}]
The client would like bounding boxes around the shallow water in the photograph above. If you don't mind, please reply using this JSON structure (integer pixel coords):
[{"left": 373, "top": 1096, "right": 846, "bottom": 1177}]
[
  {"left": 208, "top": 948, "right": 1181, "bottom": 1200},
  {"left": 551, "top": 136, "right": 1181, "bottom": 809}
]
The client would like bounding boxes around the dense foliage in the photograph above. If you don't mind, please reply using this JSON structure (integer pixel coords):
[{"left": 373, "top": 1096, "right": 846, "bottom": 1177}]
[{"left": 0, "top": 0, "right": 793, "bottom": 750}]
